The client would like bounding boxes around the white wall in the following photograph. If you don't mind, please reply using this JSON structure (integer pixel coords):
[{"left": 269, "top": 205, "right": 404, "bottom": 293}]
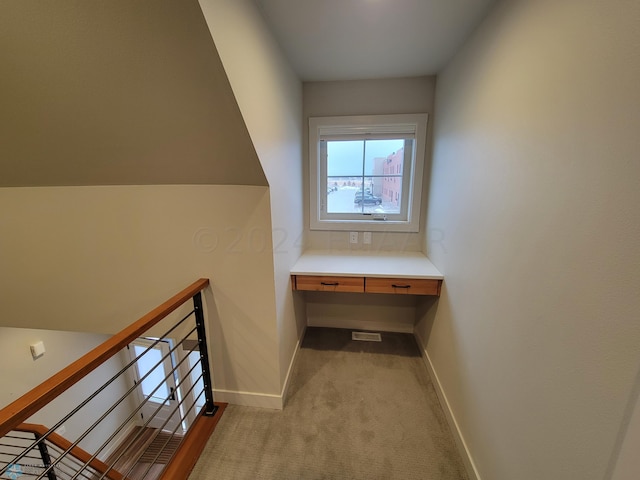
[
  {"left": 0, "top": 185, "right": 282, "bottom": 407},
  {"left": 0, "top": 328, "right": 135, "bottom": 456},
  {"left": 198, "top": 0, "right": 306, "bottom": 393},
  {"left": 418, "top": 1, "right": 640, "bottom": 479}
]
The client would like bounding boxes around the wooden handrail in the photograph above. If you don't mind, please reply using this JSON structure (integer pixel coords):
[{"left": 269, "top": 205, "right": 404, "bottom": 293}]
[
  {"left": 14, "top": 423, "right": 127, "bottom": 480},
  {"left": 0, "top": 278, "right": 210, "bottom": 437}
]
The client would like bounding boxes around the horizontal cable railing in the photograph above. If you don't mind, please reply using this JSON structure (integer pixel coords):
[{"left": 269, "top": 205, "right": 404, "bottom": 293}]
[
  {"left": 0, "top": 278, "right": 221, "bottom": 480},
  {"left": 10, "top": 423, "right": 123, "bottom": 480}
]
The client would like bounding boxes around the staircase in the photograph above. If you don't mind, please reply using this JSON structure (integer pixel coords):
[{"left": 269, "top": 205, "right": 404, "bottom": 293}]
[{"left": 0, "top": 279, "right": 226, "bottom": 480}]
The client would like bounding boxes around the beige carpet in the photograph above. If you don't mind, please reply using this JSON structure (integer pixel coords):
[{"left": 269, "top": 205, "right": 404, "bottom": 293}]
[{"left": 189, "top": 327, "right": 468, "bottom": 480}]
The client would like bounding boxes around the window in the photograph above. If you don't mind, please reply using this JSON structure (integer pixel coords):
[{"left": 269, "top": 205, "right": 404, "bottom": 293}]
[{"left": 309, "top": 113, "right": 428, "bottom": 232}]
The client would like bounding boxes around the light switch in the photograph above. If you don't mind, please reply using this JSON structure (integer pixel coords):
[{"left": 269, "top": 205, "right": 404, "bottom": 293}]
[
  {"left": 30, "top": 341, "right": 45, "bottom": 359},
  {"left": 363, "top": 232, "right": 372, "bottom": 244}
]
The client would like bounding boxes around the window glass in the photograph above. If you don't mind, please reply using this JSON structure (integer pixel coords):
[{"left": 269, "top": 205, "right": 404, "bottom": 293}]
[
  {"left": 326, "top": 138, "right": 407, "bottom": 216},
  {"left": 134, "top": 345, "right": 169, "bottom": 402}
]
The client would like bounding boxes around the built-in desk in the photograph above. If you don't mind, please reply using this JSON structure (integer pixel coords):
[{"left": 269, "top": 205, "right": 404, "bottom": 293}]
[{"left": 290, "top": 250, "right": 444, "bottom": 296}]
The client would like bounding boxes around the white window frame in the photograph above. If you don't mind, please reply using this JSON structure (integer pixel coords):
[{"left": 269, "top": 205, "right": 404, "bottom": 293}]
[{"left": 309, "top": 113, "right": 428, "bottom": 232}]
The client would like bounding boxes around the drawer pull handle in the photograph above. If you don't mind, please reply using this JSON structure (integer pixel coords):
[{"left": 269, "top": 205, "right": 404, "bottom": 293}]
[
  {"left": 391, "top": 284, "right": 411, "bottom": 289},
  {"left": 321, "top": 282, "right": 339, "bottom": 286}
]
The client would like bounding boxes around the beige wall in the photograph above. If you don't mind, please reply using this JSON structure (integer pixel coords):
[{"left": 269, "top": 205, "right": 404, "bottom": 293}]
[
  {"left": 0, "top": 328, "right": 135, "bottom": 456},
  {"left": 303, "top": 76, "right": 436, "bottom": 251},
  {"left": 0, "top": 0, "right": 266, "bottom": 187},
  {"left": 418, "top": 1, "right": 640, "bottom": 479},
  {"left": 198, "top": 0, "right": 306, "bottom": 393},
  {"left": 0, "top": 185, "right": 282, "bottom": 405}
]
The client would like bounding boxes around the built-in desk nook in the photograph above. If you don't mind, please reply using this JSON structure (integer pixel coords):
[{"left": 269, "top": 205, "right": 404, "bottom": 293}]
[
  {"left": 291, "top": 250, "right": 443, "bottom": 333},
  {"left": 290, "top": 250, "right": 444, "bottom": 296}
]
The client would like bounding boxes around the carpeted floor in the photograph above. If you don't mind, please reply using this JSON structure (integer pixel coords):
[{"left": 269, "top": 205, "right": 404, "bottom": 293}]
[{"left": 189, "top": 327, "right": 468, "bottom": 480}]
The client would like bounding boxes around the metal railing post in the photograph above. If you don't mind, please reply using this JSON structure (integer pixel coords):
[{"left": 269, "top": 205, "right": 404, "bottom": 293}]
[
  {"left": 193, "top": 292, "right": 218, "bottom": 416},
  {"left": 36, "top": 435, "right": 58, "bottom": 480}
]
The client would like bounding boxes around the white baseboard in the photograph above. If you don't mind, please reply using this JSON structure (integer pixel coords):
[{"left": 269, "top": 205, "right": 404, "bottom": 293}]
[
  {"left": 308, "top": 316, "right": 414, "bottom": 334},
  {"left": 414, "top": 332, "right": 481, "bottom": 480},
  {"left": 280, "top": 325, "right": 306, "bottom": 407},
  {"left": 213, "top": 389, "right": 283, "bottom": 409},
  {"left": 213, "top": 327, "right": 307, "bottom": 411}
]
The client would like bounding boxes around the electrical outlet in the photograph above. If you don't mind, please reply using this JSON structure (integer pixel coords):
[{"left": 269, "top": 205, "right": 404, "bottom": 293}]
[
  {"left": 349, "top": 232, "right": 358, "bottom": 244},
  {"left": 363, "top": 232, "right": 372, "bottom": 244}
]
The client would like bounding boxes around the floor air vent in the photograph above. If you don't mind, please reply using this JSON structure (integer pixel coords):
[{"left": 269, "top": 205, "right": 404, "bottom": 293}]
[{"left": 352, "top": 331, "right": 382, "bottom": 342}]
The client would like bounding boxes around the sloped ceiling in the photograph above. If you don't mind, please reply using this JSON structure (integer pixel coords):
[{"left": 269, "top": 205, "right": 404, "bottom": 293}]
[{"left": 0, "top": 0, "right": 267, "bottom": 187}]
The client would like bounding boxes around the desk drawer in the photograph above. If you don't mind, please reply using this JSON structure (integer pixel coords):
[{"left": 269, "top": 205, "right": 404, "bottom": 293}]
[
  {"left": 365, "top": 277, "right": 441, "bottom": 296},
  {"left": 293, "top": 275, "right": 364, "bottom": 293}
]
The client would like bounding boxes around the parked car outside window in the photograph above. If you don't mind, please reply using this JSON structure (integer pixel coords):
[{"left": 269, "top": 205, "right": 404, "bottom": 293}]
[{"left": 354, "top": 192, "right": 382, "bottom": 205}]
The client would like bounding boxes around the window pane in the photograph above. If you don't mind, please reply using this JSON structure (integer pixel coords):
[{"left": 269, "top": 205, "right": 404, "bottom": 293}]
[
  {"left": 363, "top": 139, "right": 405, "bottom": 175},
  {"left": 354, "top": 177, "right": 384, "bottom": 214},
  {"left": 325, "top": 139, "right": 407, "bottom": 215},
  {"left": 326, "top": 177, "right": 365, "bottom": 213},
  {"left": 380, "top": 176, "right": 402, "bottom": 214},
  {"left": 327, "top": 178, "right": 403, "bottom": 215},
  {"left": 134, "top": 345, "right": 169, "bottom": 402},
  {"left": 326, "top": 177, "right": 389, "bottom": 214},
  {"left": 327, "top": 140, "right": 364, "bottom": 176}
]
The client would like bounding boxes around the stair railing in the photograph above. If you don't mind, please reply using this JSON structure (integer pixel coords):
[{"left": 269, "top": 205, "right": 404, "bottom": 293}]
[
  {"left": 0, "top": 278, "right": 222, "bottom": 480},
  {"left": 7, "top": 423, "right": 124, "bottom": 480}
]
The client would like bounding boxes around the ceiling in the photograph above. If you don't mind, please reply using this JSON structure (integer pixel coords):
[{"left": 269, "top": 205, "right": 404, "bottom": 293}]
[{"left": 253, "top": 0, "right": 496, "bottom": 81}]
